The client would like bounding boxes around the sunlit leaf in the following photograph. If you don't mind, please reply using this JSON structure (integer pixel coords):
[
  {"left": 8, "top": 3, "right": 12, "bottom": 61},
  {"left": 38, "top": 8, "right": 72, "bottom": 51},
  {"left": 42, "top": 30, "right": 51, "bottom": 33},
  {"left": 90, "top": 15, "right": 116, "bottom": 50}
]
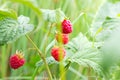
[
  {"left": 96, "top": 17, "right": 120, "bottom": 41},
  {"left": 91, "top": 2, "right": 120, "bottom": 41}
]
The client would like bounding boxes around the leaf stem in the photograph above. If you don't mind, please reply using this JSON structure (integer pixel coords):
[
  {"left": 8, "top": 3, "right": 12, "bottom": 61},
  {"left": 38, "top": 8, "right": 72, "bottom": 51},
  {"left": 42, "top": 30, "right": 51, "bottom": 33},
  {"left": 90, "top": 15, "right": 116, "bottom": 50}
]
[{"left": 25, "top": 35, "right": 52, "bottom": 80}]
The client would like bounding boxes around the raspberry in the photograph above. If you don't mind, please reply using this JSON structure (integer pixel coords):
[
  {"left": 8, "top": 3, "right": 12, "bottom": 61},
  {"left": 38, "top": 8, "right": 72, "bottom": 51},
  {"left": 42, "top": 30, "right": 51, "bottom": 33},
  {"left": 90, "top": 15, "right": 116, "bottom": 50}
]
[
  {"left": 55, "top": 33, "right": 69, "bottom": 44},
  {"left": 62, "top": 19, "right": 73, "bottom": 34},
  {"left": 9, "top": 51, "right": 25, "bottom": 69},
  {"left": 51, "top": 46, "right": 66, "bottom": 61}
]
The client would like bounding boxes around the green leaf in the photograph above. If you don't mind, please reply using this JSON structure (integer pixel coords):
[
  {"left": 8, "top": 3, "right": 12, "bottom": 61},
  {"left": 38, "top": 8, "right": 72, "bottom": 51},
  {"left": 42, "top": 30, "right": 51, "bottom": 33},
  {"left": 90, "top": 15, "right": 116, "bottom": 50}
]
[
  {"left": 98, "top": 28, "right": 120, "bottom": 78},
  {"left": 91, "top": 1, "right": 120, "bottom": 41},
  {"left": 96, "top": 18, "right": 120, "bottom": 41},
  {"left": 65, "top": 33, "right": 92, "bottom": 53},
  {"left": 90, "top": 1, "right": 120, "bottom": 78},
  {"left": 36, "top": 57, "right": 58, "bottom": 67},
  {"left": 66, "top": 33, "right": 103, "bottom": 75},
  {"left": 69, "top": 67, "right": 86, "bottom": 79},
  {"left": 41, "top": 9, "right": 66, "bottom": 23},
  {"left": 69, "top": 48, "right": 102, "bottom": 75},
  {"left": 0, "top": 9, "right": 34, "bottom": 45}
]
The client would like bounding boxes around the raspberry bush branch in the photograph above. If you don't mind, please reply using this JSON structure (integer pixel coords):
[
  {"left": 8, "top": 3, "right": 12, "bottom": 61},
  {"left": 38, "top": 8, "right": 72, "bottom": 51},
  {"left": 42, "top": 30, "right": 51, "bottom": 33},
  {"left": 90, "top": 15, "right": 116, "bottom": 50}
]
[
  {"left": 25, "top": 35, "right": 53, "bottom": 80},
  {"left": 43, "top": 23, "right": 54, "bottom": 55}
]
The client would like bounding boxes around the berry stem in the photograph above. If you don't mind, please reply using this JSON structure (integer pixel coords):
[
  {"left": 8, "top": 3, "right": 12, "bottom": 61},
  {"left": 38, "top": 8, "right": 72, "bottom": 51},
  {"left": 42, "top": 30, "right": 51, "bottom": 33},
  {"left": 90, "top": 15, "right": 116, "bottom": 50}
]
[
  {"left": 60, "top": 61, "right": 71, "bottom": 79},
  {"left": 43, "top": 23, "right": 54, "bottom": 55},
  {"left": 25, "top": 35, "right": 53, "bottom": 80}
]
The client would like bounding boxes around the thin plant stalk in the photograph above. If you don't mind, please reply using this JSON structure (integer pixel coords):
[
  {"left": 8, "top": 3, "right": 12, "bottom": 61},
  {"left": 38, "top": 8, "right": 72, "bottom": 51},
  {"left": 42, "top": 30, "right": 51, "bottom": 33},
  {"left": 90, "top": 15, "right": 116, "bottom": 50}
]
[
  {"left": 31, "top": 67, "right": 39, "bottom": 80},
  {"left": 1, "top": 45, "right": 6, "bottom": 78},
  {"left": 26, "top": 35, "right": 52, "bottom": 80}
]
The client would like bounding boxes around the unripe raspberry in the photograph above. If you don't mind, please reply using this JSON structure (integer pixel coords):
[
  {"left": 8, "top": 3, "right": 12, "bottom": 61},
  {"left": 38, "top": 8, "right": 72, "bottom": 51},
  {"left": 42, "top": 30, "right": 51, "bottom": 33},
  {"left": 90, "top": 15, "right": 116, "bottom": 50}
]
[
  {"left": 55, "top": 33, "right": 69, "bottom": 44},
  {"left": 62, "top": 19, "right": 73, "bottom": 34},
  {"left": 51, "top": 46, "right": 66, "bottom": 61},
  {"left": 9, "top": 51, "right": 25, "bottom": 69}
]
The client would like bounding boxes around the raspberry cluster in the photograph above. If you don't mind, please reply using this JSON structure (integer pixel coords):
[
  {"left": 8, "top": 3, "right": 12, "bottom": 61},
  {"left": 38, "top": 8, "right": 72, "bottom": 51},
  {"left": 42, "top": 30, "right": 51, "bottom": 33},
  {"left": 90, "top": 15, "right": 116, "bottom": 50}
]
[
  {"left": 9, "top": 19, "right": 73, "bottom": 70},
  {"left": 51, "top": 19, "right": 73, "bottom": 61}
]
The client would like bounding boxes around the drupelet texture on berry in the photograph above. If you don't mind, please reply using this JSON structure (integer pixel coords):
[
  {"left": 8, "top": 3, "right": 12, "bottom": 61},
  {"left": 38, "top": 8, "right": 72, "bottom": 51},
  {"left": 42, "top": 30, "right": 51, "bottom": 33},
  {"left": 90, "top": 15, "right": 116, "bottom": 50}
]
[
  {"left": 9, "top": 51, "right": 25, "bottom": 69},
  {"left": 62, "top": 19, "right": 73, "bottom": 34}
]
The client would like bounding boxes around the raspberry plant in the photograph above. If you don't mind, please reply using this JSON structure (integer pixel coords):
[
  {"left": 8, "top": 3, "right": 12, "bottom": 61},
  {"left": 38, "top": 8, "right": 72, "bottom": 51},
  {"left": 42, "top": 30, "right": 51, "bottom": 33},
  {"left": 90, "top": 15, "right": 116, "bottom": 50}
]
[{"left": 1, "top": 0, "right": 120, "bottom": 80}]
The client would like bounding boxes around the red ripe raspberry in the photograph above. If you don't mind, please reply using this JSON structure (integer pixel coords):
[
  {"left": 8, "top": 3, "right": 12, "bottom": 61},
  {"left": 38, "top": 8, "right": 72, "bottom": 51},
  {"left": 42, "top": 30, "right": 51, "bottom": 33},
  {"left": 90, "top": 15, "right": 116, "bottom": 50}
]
[
  {"left": 55, "top": 33, "right": 69, "bottom": 44},
  {"left": 51, "top": 46, "right": 66, "bottom": 61},
  {"left": 62, "top": 19, "right": 73, "bottom": 34},
  {"left": 9, "top": 51, "right": 25, "bottom": 69}
]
